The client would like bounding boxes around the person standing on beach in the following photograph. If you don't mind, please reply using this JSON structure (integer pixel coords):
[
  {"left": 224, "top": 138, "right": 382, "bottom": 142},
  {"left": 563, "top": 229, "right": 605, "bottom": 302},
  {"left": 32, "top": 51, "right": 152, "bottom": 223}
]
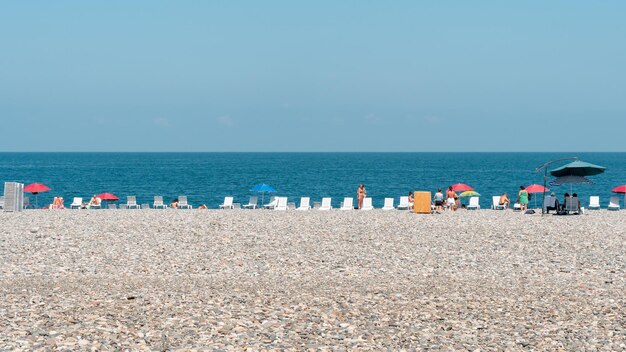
[
  {"left": 434, "top": 189, "right": 444, "bottom": 213},
  {"left": 357, "top": 184, "right": 366, "bottom": 209},
  {"left": 446, "top": 186, "right": 458, "bottom": 211},
  {"left": 518, "top": 186, "right": 529, "bottom": 212}
]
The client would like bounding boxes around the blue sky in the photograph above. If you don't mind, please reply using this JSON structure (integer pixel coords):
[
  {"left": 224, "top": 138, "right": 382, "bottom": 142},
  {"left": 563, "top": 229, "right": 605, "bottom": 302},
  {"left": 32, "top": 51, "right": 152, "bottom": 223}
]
[{"left": 1, "top": 1, "right": 625, "bottom": 151}]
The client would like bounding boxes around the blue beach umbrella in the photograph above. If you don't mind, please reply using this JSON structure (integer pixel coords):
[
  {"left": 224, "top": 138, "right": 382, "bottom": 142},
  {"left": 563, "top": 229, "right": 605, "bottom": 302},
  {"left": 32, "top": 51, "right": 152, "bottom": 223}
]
[{"left": 250, "top": 183, "right": 277, "bottom": 204}]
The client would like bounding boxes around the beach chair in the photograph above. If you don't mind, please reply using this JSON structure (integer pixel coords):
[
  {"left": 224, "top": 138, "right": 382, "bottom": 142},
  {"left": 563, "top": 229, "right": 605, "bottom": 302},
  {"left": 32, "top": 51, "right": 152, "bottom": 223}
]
[
  {"left": 467, "top": 197, "right": 480, "bottom": 210},
  {"left": 108, "top": 203, "right": 116, "bottom": 209},
  {"left": 297, "top": 197, "right": 311, "bottom": 211},
  {"left": 0, "top": 196, "right": 4, "bottom": 209},
  {"left": 396, "top": 196, "right": 410, "bottom": 210},
  {"left": 264, "top": 196, "right": 278, "bottom": 209},
  {"left": 274, "top": 197, "right": 288, "bottom": 211},
  {"left": 153, "top": 196, "right": 167, "bottom": 209},
  {"left": 588, "top": 196, "right": 600, "bottom": 210},
  {"left": 513, "top": 203, "right": 521, "bottom": 211},
  {"left": 543, "top": 196, "right": 558, "bottom": 213},
  {"left": 119, "top": 204, "right": 127, "bottom": 209},
  {"left": 126, "top": 196, "right": 140, "bottom": 209},
  {"left": 381, "top": 197, "right": 394, "bottom": 210},
  {"left": 608, "top": 196, "right": 621, "bottom": 211},
  {"left": 564, "top": 197, "right": 579, "bottom": 214},
  {"left": 242, "top": 196, "right": 258, "bottom": 209},
  {"left": 361, "top": 197, "right": 374, "bottom": 210},
  {"left": 341, "top": 197, "right": 354, "bottom": 210},
  {"left": 70, "top": 197, "right": 82, "bottom": 209},
  {"left": 219, "top": 196, "right": 234, "bottom": 209},
  {"left": 23, "top": 197, "right": 35, "bottom": 209},
  {"left": 491, "top": 196, "right": 505, "bottom": 210},
  {"left": 178, "top": 196, "right": 192, "bottom": 209},
  {"left": 319, "top": 197, "right": 332, "bottom": 211}
]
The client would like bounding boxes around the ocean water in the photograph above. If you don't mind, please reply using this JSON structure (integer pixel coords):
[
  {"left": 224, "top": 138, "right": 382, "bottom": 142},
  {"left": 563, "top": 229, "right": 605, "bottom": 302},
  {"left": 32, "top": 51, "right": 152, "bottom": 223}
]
[{"left": 0, "top": 152, "right": 624, "bottom": 209}]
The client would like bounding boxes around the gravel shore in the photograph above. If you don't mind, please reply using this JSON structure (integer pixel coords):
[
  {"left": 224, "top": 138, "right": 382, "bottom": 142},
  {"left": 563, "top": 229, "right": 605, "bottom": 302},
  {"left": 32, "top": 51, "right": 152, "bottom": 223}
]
[{"left": 1, "top": 209, "right": 625, "bottom": 350}]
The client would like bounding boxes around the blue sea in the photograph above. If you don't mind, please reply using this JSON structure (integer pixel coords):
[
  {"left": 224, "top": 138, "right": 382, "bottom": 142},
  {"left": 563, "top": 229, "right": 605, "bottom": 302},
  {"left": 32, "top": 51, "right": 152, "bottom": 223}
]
[{"left": 0, "top": 153, "right": 624, "bottom": 209}]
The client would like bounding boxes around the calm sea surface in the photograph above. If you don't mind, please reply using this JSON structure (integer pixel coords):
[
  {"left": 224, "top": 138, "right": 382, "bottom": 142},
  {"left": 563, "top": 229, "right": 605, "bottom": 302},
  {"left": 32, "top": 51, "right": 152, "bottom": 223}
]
[{"left": 0, "top": 153, "right": 624, "bottom": 209}]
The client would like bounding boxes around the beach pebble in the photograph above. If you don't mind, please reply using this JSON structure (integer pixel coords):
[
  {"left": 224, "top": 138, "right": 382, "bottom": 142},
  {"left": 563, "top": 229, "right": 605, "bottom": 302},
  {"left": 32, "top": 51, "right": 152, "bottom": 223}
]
[{"left": 0, "top": 209, "right": 625, "bottom": 349}]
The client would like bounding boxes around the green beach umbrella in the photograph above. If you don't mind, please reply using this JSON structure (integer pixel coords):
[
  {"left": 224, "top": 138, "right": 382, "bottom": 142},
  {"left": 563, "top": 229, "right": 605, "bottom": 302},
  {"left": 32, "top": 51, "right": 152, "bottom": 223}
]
[
  {"left": 459, "top": 190, "right": 480, "bottom": 198},
  {"left": 550, "top": 160, "right": 606, "bottom": 177}
]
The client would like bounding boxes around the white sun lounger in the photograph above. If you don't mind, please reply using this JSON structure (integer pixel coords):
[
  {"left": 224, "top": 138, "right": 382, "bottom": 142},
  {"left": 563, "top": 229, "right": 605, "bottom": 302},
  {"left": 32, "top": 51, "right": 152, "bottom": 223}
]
[
  {"left": 340, "top": 197, "right": 354, "bottom": 210},
  {"left": 297, "top": 197, "right": 311, "bottom": 211},
  {"left": 126, "top": 196, "right": 140, "bottom": 209},
  {"left": 513, "top": 203, "right": 521, "bottom": 211},
  {"left": 381, "top": 197, "right": 394, "bottom": 210},
  {"left": 274, "top": 197, "right": 288, "bottom": 211},
  {"left": 319, "top": 197, "right": 332, "bottom": 211},
  {"left": 264, "top": 196, "right": 278, "bottom": 209},
  {"left": 588, "top": 196, "right": 600, "bottom": 210},
  {"left": 70, "top": 197, "right": 82, "bottom": 209},
  {"left": 608, "top": 196, "right": 621, "bottom": 211},
  {"left": 178, "top": 196, "right": 192, "bottom": 209},
  {"left": 491, "top": 196, "right": 505, "bottom": 210},
  {"left": 242, "top": 196, "right": 258, "bottom": 209},
  {"left": 220, "top": 196, "right": 234, "bottom": 209},
  {"left": 396, "top": 196, "right": 410, "bottom": 210},
  {"left": 153, "top": 196, "right": 167, "bottom": 209},
  {"left": 361, "top": 197, "right": 374, "bottom": 210},
  {"left": 467, "top": 197, "right": 480, "bottom": 210}
]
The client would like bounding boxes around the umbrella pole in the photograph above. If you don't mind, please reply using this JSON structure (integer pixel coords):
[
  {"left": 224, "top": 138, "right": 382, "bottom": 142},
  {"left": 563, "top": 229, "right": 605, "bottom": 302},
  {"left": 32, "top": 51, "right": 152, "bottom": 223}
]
[{"left": 35, "top": 193, "right": 38, "bottom": 209}]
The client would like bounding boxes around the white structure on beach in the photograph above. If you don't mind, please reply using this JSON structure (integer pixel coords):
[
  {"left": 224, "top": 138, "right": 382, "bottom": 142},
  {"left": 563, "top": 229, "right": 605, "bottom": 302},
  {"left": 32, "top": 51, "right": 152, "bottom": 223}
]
[{"left": 3, "top": 182, "right": 24, "bottom": 212}]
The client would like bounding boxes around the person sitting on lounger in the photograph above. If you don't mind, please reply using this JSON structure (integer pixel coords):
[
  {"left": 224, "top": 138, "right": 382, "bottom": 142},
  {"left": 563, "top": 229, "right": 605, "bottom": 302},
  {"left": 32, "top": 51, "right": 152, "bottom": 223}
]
[
  {"left": 572, "top": 193, "right": 581, "bottom": 212},
  {"left": 561, "top": 193, "right": 570, "bottom": 211},
  {"left": 50, "top": 196, "right": 65, "bottom": 209},
  {"left": 408, "top": 192, "right": 414, "bottom": 208},
  {"left": 499, "top": 193, "right": 510, "bottom": 209},
  {"left": 87, "top": 195, "right": 101, "bottom": 209},
  {"left": 170, "top": 198, "right": 179, "bottom": 209}
]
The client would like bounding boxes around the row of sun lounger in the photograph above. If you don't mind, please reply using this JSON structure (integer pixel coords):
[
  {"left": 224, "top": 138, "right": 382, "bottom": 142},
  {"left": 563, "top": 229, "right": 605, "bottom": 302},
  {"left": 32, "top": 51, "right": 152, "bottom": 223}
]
[{"left": 33, "top": 194, "right": 623, "bottom": 211}]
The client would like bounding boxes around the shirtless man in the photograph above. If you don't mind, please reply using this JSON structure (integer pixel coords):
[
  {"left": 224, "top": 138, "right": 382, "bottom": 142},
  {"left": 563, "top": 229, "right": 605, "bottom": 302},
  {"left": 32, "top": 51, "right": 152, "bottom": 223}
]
[
  {"left": 499, "top": 192, "right": 510, "bottom": 209},
  {"left": 446, "top": 186, "right": 458, "bottom": 211}
]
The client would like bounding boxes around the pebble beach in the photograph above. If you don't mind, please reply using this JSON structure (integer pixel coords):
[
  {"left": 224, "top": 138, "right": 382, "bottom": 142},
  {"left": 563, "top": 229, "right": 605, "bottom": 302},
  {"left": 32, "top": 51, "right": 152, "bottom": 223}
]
[{"left": 1, "top": 209, "right": 625, "bottom": 350}]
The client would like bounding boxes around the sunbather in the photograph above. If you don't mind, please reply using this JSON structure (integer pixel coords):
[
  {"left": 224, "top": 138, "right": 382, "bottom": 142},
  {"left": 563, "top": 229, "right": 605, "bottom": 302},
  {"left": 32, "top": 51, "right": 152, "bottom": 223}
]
[
  {"left": 87, "top": 195, "right": 101, "bottom": 209},
  {"left": 357, "top": 184, "right": 366, "bottom": 209},
  {"left": 170, "top": 198, "right": 179, "bottom": 209},
  {"left": 499, "top": 193, "right": 510, "bottom": 209}
]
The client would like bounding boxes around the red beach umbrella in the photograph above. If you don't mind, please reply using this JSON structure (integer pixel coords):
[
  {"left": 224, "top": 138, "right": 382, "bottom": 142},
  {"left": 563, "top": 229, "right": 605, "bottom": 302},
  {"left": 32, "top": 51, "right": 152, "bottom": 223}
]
[
  {"left": 96, "top": 193, "right": 119, "bottom": 209},
  {"left": 525, "top": 184, "right": 550, "bottom": 193},
  {"left": 96, "top": 193, "right": 119, "bottom": 201},
  {"left": 450, "top": 183, "right": 473, "bottom": 192},
  {"left": 525, "top": 184, "right": 550, "bottom": 209},
  {"left": 24, "top": 183, "right": 51, "bottom": 208},
  {"left": 611, "top": 185, "right": 626, "bottom": 194}
]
